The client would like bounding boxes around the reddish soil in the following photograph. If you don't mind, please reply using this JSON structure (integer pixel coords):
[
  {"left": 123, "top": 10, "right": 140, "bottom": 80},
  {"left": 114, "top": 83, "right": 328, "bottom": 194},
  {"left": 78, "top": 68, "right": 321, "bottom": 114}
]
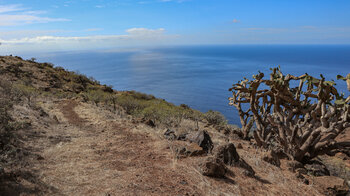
[{"left": 0, "top": 99, "right": 339, "bottom": 196}]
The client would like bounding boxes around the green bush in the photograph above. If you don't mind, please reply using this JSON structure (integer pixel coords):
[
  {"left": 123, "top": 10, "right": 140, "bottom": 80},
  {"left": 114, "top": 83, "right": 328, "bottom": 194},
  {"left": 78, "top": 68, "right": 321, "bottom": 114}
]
[
  {"left": 114, "top": 92, "right": 206, "bottom": 127},
  {"left": 82, "top": 89, "right": 110, "bottom": 105},
  {"left": 127, "top": 91, "right": 156, "bottom": 100},
  {"left": 141, "top": 101, "right": 184, "bottom": 127},
  {"left": 12, "top": 83, "right": 38, "bottom": 103},
  {"left": 115, "top": 94, "right": 148, "bottom": 114},
  {"left": 204, "top": 110, "right": 227, "bottom": 126}
]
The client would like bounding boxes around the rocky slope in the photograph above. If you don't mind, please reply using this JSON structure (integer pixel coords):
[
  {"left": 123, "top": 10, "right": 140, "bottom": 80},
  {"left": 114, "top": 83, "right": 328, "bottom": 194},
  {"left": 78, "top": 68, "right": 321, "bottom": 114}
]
[{"left": 0, "top": 55, "right": 349, "bottom": 196}]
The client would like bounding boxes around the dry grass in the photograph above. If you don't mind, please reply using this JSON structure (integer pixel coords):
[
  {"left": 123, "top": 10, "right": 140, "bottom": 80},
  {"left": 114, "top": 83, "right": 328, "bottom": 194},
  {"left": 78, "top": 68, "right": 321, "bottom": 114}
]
[{"left": 1, "top": 55, "right": 348, "bottom": 195}]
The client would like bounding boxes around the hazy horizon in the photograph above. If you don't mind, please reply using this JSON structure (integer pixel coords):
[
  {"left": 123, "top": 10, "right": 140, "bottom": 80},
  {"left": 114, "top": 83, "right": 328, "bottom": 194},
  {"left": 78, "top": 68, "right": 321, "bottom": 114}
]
[{"left": 1, "top": 0, "right": 350, "bottom": 53}]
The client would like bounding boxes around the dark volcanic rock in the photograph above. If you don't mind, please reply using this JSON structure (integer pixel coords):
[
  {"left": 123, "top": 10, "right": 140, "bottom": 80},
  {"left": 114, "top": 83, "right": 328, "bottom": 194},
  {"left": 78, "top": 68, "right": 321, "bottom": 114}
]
[
  {"left": 175, "top": 142, "right": 206, "bottom": 158},
  {"left": 214, "top": 143, "right": 255, "bottom": 176},
  {"left": 304, "top": 160, "right": 330, "bottom": 176},
  {"left": 186, "top": 130, "right": 213, "bottom": 153},
  {"left": 215, "top": 143, "right": 240, "bottom": 165},
  {"left": 199, "top": 157, "right": 226, "bottom": 178},
  {"left": 144, "top": 119, "right": 156, "bottom": 127}
]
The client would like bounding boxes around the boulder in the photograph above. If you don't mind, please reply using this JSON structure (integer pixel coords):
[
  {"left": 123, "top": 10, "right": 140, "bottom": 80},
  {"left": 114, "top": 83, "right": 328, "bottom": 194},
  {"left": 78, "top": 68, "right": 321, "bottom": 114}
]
[
  {"left": 304, "top": 160, "right": 330, "bottom": 176},
  {"left": 214, "top": 143, "right": 255, "bottom": 176},
  {"left": 215, "top": 143, "right": 240, "bottom": 165},
  {"left": 313, "top": 176, "right": 349, "bottom": 195},
  {"left": 175, "top": 142, "right": 206, "bottom": 158},
  {"left": 236, "top": 159, "right": 255, "bottom": 177},
  {"left": 199, "top": 157, "right": 226, "bottom": 178},
  {"left": 143, "top": 119, "right": 156, "bottom": 127},
  {"left": 262, "top": 151, "right": 281, "bottom": 167},
  {"left": 186, "top": 130, "right": 213, "bottom": 153}
]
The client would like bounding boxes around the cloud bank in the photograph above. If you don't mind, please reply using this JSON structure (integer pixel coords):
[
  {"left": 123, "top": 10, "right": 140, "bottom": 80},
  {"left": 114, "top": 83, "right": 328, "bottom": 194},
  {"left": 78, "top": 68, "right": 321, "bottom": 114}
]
[
  {"left": 0, "top": 4, "right": 69, "bottom": 26},
  {"left": 0, "top": 28, "right": 176, "bottom": 53}
]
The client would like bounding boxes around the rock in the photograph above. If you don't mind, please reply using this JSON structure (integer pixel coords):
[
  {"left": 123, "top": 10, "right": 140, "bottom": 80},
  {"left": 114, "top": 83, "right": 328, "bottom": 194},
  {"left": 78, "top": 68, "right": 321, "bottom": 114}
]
[
  {"left": 287, "top": 160, "right": 304, "bottom": 172},
  {"left": 199, "top": 157, "right": 226, "bottom": 178},
  {"left": 304, "top": 160, "right": 330, "bottom": 176},
  {"left": 186, "top": 130, "right": 213, "bottom": 153},
  {"left": 214, "top": 143, "right": 255, "bottom": 176},
  {"left": 215, "top": 143, "right": 240, "bottom": 165},
  {"left": 236, "top": 158, "right": 255, "bottom": 177},
  {"left": 313, "top": 176, "right": 349, "bottom": 195},
  {"left": 262, "top": 151, "right": 281, "bottom": 167},
  {"left": 237, "top": 143, "right": 243, "bottom": 149},
  {"left": 144, "top": 119, "right": 156, "bottom": 127},
  {"left": 164, "top": 129, "right": 177, "bottom": 140},
  {"left": 175, "top": 143, "right": 206, "bottom": 158}
]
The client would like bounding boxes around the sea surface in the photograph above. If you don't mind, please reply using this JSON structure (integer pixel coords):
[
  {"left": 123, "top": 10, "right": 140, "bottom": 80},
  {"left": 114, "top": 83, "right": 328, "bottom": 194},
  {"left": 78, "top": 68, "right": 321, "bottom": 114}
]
[{"left": 22, "top": 45, "right": 350, "bottom": 125}]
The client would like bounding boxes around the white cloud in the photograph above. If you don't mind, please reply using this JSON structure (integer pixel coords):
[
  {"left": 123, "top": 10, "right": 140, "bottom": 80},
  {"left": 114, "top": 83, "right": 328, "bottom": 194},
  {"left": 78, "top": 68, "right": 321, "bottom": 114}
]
[
  {"left": 0, "top": 4, "right": 69, "bottom": 26},
  {"left": 126, "top": 27, "right": 165, "bottom": 36},
  {"left": 0, "top": 28, "right": 177, "bottom": 52},
  {"left": 0, "top": 30, "right": 64, "bottom": 39},
  {"left": 0, "top": 4, "right": 24, "bottom": 13},
  {"left": 0, "top": 14, "right": 69, "bottom": 26},
  {"left": 0, "top": 28, "right": 168, "bottom": 44}
]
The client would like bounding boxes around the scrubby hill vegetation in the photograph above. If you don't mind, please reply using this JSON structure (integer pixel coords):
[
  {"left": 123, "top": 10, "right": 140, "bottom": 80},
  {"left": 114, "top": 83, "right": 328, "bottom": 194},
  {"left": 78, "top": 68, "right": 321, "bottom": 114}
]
[{"left": 0, "top": 55, "right": 349, "bottom": 195}]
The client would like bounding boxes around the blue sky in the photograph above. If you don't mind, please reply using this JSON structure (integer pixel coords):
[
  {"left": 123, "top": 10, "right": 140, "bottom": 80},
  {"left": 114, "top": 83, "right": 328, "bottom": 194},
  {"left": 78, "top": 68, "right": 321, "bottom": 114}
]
[{"left": 1, "top": 0, "right": 350, "bottom": 52}]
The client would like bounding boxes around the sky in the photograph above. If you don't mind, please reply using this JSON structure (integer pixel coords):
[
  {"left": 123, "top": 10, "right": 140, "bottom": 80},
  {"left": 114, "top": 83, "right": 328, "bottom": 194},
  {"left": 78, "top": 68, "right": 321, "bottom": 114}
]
[{"left": 0, "top": 0, "right": 350, "bottom": 53}]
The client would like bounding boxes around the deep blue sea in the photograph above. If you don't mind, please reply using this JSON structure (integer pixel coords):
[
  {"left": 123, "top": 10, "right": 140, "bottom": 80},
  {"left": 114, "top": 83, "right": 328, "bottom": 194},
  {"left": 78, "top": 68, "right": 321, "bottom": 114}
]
[{"left": 19, "top": 45, "right": 350, "bottom": 125}]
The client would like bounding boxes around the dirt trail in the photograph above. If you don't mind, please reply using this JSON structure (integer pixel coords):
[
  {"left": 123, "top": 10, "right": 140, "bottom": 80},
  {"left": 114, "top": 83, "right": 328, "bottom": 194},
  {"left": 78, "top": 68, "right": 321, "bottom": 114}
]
[
  {"left": 32, "top": 100, "right": 201, "bottom": 196},
  {"left": 3, "top": 99, "right": 323, "bottom": 196}
]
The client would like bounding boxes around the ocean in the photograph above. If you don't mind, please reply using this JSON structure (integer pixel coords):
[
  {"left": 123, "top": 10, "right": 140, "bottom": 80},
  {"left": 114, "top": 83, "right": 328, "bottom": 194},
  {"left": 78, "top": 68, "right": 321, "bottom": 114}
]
[{"left": 22, "top": 45, "right": 350, "bottom": 125}]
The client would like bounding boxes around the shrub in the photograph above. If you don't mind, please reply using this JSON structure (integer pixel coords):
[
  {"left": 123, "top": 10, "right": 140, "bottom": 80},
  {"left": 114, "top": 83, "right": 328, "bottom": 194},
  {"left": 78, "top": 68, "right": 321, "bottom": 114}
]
[
  {"left": 229, "top": 67, "right": 350, "bottom": 162},
  {"left": 204, "top": 110, "right": 227, "bottom": 126},
  {"left": 141, "top": 102, "right": 185, "bottom": 127},
  {"left": 82, "top": 89, "right": 110, "bottom": 106},
  {"left": 115, "top": 94, "right": 148, "bottom": 114},
  {"left": 12, "top": 83, "right": 38, "bottom": 103},
  {"left": 128, "top": 91, "right": 156, "bottom": 100}
]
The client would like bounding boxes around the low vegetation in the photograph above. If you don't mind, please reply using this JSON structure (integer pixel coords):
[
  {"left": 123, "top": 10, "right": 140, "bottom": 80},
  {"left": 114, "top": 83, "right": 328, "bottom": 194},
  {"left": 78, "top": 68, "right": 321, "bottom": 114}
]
[
  {"left": 1, "top": 55, "right": 350, "bottom": 195},
  {"left": 0, "top": 56, "right": 226, "bottom": 130}
]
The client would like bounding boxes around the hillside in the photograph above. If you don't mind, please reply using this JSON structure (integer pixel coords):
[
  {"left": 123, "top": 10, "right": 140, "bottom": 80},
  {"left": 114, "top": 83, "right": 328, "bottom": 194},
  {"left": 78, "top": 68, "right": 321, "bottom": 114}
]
[{"left": 0, "top": 55, "right": 349, "bottom": 196}]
